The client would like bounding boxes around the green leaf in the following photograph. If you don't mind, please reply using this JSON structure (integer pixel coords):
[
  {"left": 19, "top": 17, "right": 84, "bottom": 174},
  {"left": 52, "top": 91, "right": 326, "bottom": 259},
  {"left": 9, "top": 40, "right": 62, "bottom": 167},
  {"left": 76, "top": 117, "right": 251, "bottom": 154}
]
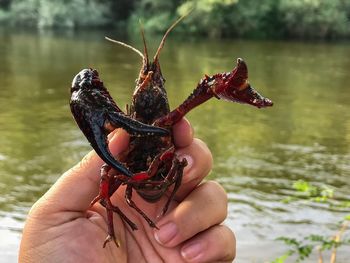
[
  {"left": 293, "top": 180, "right": 311, "bottom": 193},
  {"left": 270, "top": 252, "right": 291, "bottom": 263},
  {"left": 277, "top": 237, "right": 300, "bottom": 246},
  {"left": 296, "top": 244, "right": 313, "bottom": 260}
]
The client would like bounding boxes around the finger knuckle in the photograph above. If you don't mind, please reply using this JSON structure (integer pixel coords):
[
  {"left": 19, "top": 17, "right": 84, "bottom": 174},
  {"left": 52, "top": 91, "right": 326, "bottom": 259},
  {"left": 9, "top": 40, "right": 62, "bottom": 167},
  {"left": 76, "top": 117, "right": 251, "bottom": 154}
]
[
  {"left": 193, "top": 138, "right": 213, "bottom": 171},
  {"left": 201, "top": 181, "right": 228, "bottom": 219},
  {"left": 217, "top": 225, "right": 236, "bottom": 260},
  {"left": 77, "top": 151, "right": 94, "bottom": 171}
]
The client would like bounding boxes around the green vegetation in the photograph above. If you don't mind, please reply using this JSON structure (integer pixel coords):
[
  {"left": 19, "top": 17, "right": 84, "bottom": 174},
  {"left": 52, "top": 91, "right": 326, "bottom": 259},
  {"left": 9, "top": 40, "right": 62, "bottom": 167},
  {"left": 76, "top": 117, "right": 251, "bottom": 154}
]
[
  {"left": 0, "top": 0, "right": 134, "bottom": 28},
  {"left": 273, "top": 180, "right": 350, "bottom": 263},
  {"left": 1, "top": 0, "right": 350, "bottom": 39}
]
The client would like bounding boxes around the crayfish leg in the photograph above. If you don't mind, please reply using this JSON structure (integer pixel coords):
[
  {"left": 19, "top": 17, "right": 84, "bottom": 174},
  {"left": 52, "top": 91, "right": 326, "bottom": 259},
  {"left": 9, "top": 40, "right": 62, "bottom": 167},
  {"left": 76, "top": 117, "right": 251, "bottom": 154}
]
[
  {"left": 125, "top": 184, "right": 158, "bottom": 229},
  {"left": 104, "top": 208, "right": 120, "bottom": 248},
  {"left": 131, "top": 147, "right": 175, "bottom": 182},
  {"left": 101, "top": 198, "right": 139, "bottom": 247},
  {"left": 89, "top": 164, "right": 113, "bottom": 208},
  {"left": 161, "top": 157, "right": 187, "bottom": 216},
  {"left": 90, "top": 164, "right": 138, "bottom": 247},
  {"left": 110, "top": 204, "right": 138, "bottom": 231}
]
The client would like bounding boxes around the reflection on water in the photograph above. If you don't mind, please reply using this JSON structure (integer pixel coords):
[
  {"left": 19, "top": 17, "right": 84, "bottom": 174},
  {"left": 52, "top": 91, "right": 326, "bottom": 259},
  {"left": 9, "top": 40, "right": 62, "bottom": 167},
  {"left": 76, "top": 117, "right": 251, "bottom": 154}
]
[{"left": 0, "top": 29, "right": 349, "bottom": 262}]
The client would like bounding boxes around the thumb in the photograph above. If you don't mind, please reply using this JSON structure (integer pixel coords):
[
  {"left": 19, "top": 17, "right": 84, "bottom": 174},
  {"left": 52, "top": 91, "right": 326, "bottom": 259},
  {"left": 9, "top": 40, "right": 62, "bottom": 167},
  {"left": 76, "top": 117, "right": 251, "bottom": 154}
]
[{"left": 37, "top": 129, "right": 129, "bottom": 214}]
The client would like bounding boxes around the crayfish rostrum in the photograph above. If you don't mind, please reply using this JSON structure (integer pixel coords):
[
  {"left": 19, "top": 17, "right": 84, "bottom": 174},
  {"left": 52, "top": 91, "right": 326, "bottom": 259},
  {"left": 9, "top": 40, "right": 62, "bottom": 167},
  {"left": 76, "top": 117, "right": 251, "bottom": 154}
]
[{"left": 70, "top": 15, "right": 273, "bottom": 247}]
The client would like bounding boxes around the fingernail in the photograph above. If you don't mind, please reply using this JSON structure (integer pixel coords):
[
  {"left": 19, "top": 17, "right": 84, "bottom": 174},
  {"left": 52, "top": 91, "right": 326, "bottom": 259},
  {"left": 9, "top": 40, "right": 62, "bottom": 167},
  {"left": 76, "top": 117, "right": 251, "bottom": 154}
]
[
  {"left": 181, "top": 242, "right": 204, "bottom": 261},
  {"left": 154, "top": 222, "right": 178, "bottom": 245}
]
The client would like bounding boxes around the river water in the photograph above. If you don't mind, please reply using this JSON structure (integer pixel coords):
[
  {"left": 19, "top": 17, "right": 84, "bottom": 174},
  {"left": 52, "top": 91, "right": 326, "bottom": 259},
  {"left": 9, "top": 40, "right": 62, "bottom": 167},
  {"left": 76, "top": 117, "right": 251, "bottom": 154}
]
[{"left": 0, "top": 30, "right": 349, "bottom": 262}]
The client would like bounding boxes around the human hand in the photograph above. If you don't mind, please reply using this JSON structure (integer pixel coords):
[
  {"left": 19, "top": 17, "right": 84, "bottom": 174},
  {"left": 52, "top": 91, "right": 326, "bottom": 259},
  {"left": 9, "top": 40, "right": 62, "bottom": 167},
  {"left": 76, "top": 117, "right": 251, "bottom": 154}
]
[{"left": 19, "top": 118, "right": 235, "bottom": 263}]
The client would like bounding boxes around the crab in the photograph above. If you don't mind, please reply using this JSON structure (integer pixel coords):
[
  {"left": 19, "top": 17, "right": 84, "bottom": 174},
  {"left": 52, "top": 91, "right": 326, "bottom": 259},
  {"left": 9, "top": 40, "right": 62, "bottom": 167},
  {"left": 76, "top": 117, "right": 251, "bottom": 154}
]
[{"left": 70, "top": 15, "right": 273, "bottom": 247}]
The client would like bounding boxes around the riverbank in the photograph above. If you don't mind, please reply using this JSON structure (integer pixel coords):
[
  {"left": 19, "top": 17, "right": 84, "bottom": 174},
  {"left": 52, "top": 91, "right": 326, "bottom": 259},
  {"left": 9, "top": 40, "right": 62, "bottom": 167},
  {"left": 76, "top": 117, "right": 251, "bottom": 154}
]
[{"left": 1, "top": 0, "right": 350, "bottom": 40}]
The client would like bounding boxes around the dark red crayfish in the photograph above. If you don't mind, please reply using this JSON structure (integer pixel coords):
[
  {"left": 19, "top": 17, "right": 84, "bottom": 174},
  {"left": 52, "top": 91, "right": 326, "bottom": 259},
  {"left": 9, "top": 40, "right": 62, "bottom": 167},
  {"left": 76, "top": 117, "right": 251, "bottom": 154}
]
[{"left": 70, "top": 15, "right": 273, "bottom": 247}]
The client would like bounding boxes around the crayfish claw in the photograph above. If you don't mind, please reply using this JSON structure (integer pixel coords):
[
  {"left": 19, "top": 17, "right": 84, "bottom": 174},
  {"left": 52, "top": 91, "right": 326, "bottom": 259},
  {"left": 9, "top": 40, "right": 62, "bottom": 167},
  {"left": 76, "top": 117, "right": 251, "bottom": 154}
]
[
  {"left": 91, "top": 125, "right": 133, "bottom": 177},
  {"left": 108, "top": 111, "right": 169, "bottom": 136},
  {"left": 103, "top": 234, "right": 120, "bottom": 248}
]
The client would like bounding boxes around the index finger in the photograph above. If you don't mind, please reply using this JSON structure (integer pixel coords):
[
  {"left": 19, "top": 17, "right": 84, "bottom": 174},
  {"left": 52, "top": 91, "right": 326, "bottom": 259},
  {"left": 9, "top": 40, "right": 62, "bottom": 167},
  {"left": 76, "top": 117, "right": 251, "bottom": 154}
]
[
  {"left": 172, "top": 118, "right": 194, "bottom": 148},
  {"left": 173, "top": 118, "right": 213, "bottom": 201},
  {"left": 174, "top": 138, "right": 213, "bottom": 201}
]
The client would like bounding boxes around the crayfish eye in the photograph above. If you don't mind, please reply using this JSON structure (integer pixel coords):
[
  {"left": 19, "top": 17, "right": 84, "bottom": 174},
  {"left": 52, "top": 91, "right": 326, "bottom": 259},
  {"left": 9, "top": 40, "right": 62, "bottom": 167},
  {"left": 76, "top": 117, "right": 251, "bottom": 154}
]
[{"left": 92, "top": 69, "right": 99, "bottom": 77}]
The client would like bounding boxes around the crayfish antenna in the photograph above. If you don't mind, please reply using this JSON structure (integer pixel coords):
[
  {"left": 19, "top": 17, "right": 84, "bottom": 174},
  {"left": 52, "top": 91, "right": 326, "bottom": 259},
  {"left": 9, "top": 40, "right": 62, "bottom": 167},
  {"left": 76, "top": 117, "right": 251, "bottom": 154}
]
[
  {"left": 153, "top": 10, "right": 192, "bottom": 64},
  {"left": 105, "top": 36, "right": 145, "bottom": 60},
  {"left": 139, "top": 20, "right": 149, "bottom": 70}
]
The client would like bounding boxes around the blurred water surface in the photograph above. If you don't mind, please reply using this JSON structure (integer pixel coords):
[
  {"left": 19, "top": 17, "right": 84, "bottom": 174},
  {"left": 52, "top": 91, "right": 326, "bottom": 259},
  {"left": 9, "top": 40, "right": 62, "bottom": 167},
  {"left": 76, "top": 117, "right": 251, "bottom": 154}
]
[{"left": 0, "top": 30, "right": 349, "bottom": 262}]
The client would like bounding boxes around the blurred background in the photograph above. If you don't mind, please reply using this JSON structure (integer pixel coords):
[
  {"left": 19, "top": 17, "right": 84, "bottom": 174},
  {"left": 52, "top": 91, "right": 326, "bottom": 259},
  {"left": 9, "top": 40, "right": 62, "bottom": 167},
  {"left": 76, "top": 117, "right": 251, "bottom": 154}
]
[
  {"left": 0, "top": 0, "right": 349, "bottom": 262},
  {"left": 1, "top": 0, "right": 350, "bottom": 39}
]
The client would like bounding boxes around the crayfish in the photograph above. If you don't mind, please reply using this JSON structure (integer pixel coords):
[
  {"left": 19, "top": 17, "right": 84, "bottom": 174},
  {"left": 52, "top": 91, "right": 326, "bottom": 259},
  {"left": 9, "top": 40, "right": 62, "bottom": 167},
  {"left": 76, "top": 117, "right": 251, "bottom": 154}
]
[{"left": 70, "top": 15, "right": 273, "bottom": 247}]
